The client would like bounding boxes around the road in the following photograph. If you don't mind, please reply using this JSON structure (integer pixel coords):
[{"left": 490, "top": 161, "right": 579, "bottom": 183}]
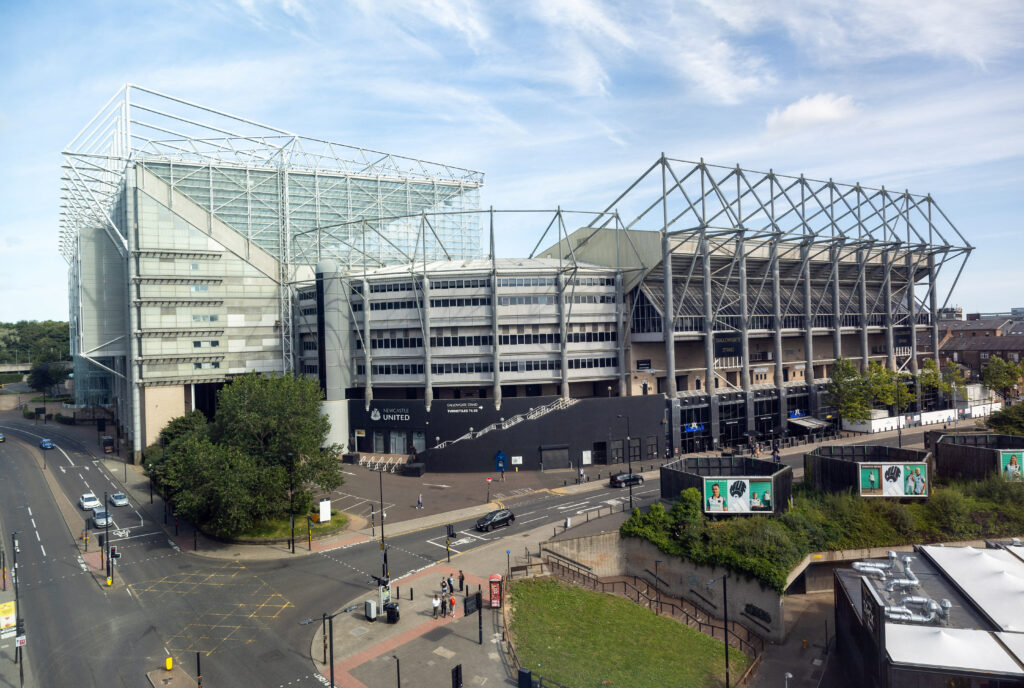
[{"left": 0, "top": 421, "right": 658, "bottom": 687}]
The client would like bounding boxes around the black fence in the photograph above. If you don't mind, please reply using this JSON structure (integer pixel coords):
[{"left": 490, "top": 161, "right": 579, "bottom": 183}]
[
  {"left": 660, "top": 456, "right": 793, "bottom": 515},
  {"left": 804, "top": 445, "right": 931, "bottom": 495},
  {"left": 933, "top": 433, "right": 1024, "bottom": 481}
]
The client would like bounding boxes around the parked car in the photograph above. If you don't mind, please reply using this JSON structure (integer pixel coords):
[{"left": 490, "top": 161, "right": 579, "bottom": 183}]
[
  {"left": 0, "top": 432, "right": 6, "bottom": 442},
  {"left": 39, "top": 438, "right": 55, "bottom": 450},
  {"left": 109, "top": 492, "right": 129, "bottom": 507},
  {"left": 476, "top": 509, "right": 515, "bottom": 532},
  {"left": 92, "top": 508, "right": 112, "bottom": 528},
  {"left": 101, "top": 435, "right": 114, "bottom": 454},
  {"left": 609, "top": 473, "right": 643, "bottom": 487},
  {"left": 79, "top": 492, "right": 100, "bottom": 510}
]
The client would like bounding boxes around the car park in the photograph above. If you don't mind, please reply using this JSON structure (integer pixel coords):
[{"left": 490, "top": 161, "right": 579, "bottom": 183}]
[
  {"left": 39, "top": 438, "right": 55, "bottom": 449},
  {"left": 79, "top": 492, "right": 100, "bottom": 510},
  {"left": 609, "top": 473, "right": 644, "bottom": 487},
  {"left": 92, "top": 508, "right": 112, "bottom": 528},
  {"left": 475, "top": 509, "right": 515, "bottom": 532},
  {"left": 109, "top": 492, "right": 129, "bottom": 507}
]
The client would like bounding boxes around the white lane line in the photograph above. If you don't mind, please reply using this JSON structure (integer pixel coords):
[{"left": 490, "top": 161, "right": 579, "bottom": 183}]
[
  {"left": 39, "top": 545, "right": 46, "bottom": 557},
  {"left": 135, "top": 510, "right": 144, "bottom": 527},
  {"left": 126, "top": 588, "right": 133, "bottom": 598},
  {"left": 27, "top": 507, "right": 32, "bottom": 517},
  {"left": 59, "top": 466, "right": 66, "bottom": 474},
  {"left": 34, "top": 531, "right": 40, "bottom": 541},
  {"left": 519, "top": 516, "right": 547, "bottom": 525},
  {"left": 111, "top": 531, "right": 164, "bottom": 542},
  {"left": 518, "top": 510, "right": 536, "bottom": 517},
  {"left": 30, "top": 519, "right": 36, "bottom": 529}
]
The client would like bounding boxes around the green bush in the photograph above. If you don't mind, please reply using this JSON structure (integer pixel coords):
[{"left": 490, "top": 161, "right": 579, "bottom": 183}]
[
  {"left": 623, "top": 479, "right": 1024, "bottom": 592},
  {"left": 54, "top": 413, "right": 75, "bottom": 425},
  {"left": 0, "top": 372, "right": 23, "bottom": 384}
]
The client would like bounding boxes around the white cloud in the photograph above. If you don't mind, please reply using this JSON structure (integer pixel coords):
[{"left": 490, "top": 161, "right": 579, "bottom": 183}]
[
  {"left": 698, "top": 0, "right": 1024, "bottom": 67},
  {"left": 765, "top": 93, "right": 857, "bottom": 137}
]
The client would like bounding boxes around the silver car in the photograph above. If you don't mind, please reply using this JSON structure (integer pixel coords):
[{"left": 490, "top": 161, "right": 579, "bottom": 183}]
[
  {"left": 109, "top": 492, "right": 129, "bottom": 507},
  {"left": 92, "top": 508, "right": 112, "bottom": 528},
  {"left": 79, "top": 493, "right": 100, "bottom": 510}
]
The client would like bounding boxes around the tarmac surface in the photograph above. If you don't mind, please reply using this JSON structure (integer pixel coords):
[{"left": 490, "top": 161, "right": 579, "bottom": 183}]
[{"left": 0, "top": 405, "right": 944, "bottom": 687}]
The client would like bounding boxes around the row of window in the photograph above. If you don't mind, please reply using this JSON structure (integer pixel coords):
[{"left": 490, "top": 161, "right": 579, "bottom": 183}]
[
  {"left": 496, "top": 277, "right": 556, "bottom": 287},
  {"left": 566, "top": 294, "right": 615, "bottom": 304},
  {"left": 351, "top": 333, "right": 615, "bottom": 349},
  {"left": 567, "top": 356, "right": 618, "bottom": 369},
  {"left": 355, "top": 337, "right": 426, "bottom": 350},
  {"left": 432, "top": 362, "right": 494, "bottom": 374},
  {"left": 500, "top": 359, "right": 561, "bottom": 372},
  {"left": 569, "top": 277, "right": 615, "bottom": 286},
  {"left": 566, "top": 331, "right": 617, "bottom": 343},
  {"left": 430, "top": 297, "right": 490, "bottom": 308},
  {"left": 298, "top": 291, "right": 315, "bottom": 301},
  {"left": 193, "top": 340, "right": 219, "bottom": 348},
  {"left": 301, "top": 340, "right": 317, "bottom": 351},
  {"left": 430, "top": 335, "right": 493, "bottom": 347},
  {"left": 301, "top": 307, "right": 317, "bottom": 316},
  {"left": 192, "top": 314, "right": 219, "bottom": 323},
  {"left": 498, "top": 295, "right": 555, "bottom": 306},
  {"left": 430, "top": 278, "right": 490, "bottom": 290},
  {"left": 499, "top": 333, "right": 559, "bottom": 345},
  {"left": 194, "top": 361, "right": 220, "bottom": 370},
  {"left": 370, "top": 281, "right": 414, "bottom": 293},
  {"left": 302, "top": 363, "right": 318, "bottom": 374}
]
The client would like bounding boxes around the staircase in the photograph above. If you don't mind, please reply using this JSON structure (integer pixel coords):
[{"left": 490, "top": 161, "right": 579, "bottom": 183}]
[{"left": 435, "top": 397, "right": 579, "bottom": 450}]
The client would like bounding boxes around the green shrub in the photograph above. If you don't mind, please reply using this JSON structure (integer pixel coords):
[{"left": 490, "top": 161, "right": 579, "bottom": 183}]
[
  {"left": 54, "top": 413, "right": 75, "bottom": 425},
  {"left": 926, "top": 487, "right": 976, "bottom": 538}
]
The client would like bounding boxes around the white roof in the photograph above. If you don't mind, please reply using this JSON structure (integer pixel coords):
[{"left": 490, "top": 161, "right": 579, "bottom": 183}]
[
  {"left": 920, "top": 545, "right": 1024, "bottom": 632},
  {"left": 885, "top": 624, "right": 1024, "bottom": 675},
  {"left": 997, "top": 632, "right": 1024, "bottom": 667}
]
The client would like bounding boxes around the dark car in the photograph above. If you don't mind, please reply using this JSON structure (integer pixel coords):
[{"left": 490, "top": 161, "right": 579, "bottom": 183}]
[
  {"left": 476, "top": 509, "right": 514, "bottom": 532},
  {"left": 609, "top": 473, "right": 643, "bottom": 487}
]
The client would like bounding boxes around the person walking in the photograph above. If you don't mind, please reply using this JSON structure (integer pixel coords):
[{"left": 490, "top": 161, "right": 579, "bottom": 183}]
[
  {"left": 441, "top": 578, "right": 448, "bottom": 595},
  {"left": 448, "top": 575, "right": 455, "bottom": 594},
  {"left": 458, "top": 570, "right": 465, "bottom": 592},
  {"left": 440, "top": 594, "right": 448, "bottom": 617},
  {"left": 449, "top": 593, "right": 456, "bottom": 618},
  {"left": 432, "top": 594, "right": 440, "bottom": 619},
  {"left": 417, "top": 493, "right": 423, "bottom": 510}
]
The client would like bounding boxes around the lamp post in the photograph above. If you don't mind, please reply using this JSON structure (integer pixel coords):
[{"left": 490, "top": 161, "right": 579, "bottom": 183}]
[
  {"left": 616, "top": 414, "right": 633, "bottom": 510},
  {"left": 708, "top": 573, "right": 730, "bottom": 688},
  {"left": 302, "top": 612, "right": 342, "bottom": 688},
  {"left": 393, "top": 654, "right": 401, "bottom": 687},
  {"left": 12, "top": 531, "right": 23, "bottom": 685},
  {"left": 784, "top": 672, "right": 793, "bottom": 688},
  {"left": 378, "top": 468, "right": 387, "bottom": 581}
]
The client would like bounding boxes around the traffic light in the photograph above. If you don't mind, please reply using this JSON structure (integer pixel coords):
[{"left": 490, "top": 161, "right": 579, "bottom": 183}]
[
  {"left": 16, "top": 618, "right": 24, "bottom": 635},
  {"left": 110, "top": 546, "right": 120, "bottom": 559},
  {"left": 98, "top": 533, "right": 105, "bottom": 548},
  {"left": 446, "top": 523, "right": 456, "bottom": 539}
]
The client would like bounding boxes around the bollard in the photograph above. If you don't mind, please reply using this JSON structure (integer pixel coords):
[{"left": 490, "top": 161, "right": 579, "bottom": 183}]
[
  {"left": 410, "top": 587, "right": 413, "bottom": 601},
  {"left": 166, "top": 657, "right": 173, "bottom": 671},
  {"left": 396, "top": 586, "right": 399, "bottom": 599},
  {"left": 802, "top": 639, "right": 808, "bottom": 650}
]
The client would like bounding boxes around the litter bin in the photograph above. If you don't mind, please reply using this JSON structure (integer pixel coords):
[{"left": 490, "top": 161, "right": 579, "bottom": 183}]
[
  {"left": 384, "top": 601, "right": 400, "bottom": 624},
  {"left": 365, "top": 599, "right": 377, "bottom": 622},
  {"left": 517, "top": 668, "right": 532, "bottom": 688}
]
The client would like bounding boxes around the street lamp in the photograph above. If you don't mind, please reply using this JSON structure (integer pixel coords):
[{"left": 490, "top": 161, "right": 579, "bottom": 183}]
[
  {"left": 784, "top": 672, "right": 793, "bottom": 688},
  {"left": 378, "top": 467, "right": 387, "bottom": 581},
  {"left": 616, "top": 414, "right": 633, "bottom": 510},
  {"left": 12, "top": 531, "right": 23, "bottom": 686},
  {"left": 301, "top": 611, "right": 342, "bottom": 688},
  {"left": 393, "top": 654, "right": 401, "bottom": 687},
  {"left": 708, "top": 573, "right": 731, "bottom": 688}
]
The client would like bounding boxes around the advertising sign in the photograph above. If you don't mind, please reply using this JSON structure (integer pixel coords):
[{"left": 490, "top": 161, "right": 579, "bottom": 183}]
[
  {"left": 713, "top": 333, "right": 742, "bottom": 358},
  {"left": 0, "top": 601, "right": 14, "bottom": 632},
  {"left": 859, "top": 463, "right": 928, "bottom": 497},
  {"left": 319, "top": 498, "right": 332, "bottom": 523},
  {"left": 703, "top": 477, "right": 774, "bottom": 513},
  {"left": 1000, "top": 451, "right": 1023, "bottom": 481}
]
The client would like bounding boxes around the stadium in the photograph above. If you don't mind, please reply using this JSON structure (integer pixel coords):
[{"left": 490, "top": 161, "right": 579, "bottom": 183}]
[{"left": 61, "top": 86, "right": 972, "bottom": 471}]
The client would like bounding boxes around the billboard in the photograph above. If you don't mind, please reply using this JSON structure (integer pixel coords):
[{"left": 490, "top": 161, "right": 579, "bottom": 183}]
[
  {"left": 703, "top": 477, "right": 774, "bottom": 513},
  {"left": 999, "top": 451, "right": 1023, "bottom": 482},
  {"left": 859, "top": 463, "right": 928, "bottom": 497}
]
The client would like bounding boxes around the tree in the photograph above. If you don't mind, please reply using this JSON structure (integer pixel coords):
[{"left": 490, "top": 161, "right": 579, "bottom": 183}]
[
  {"left": 893, "top": 371, "right": 917, "bottom": 414},
  {"left": 866, "top": 361, "right": 895, "bottom": 408},
  {"left": 919, "top": 358, "right": 949, "bottom": 398},
  {"left": 986, "top": 404, "right": 1024, "bottom": 436},
  {"left": 826, "top": 357, "right": 870, "bottom": 425},
  {"left": 212, "top": 373, "right": 342, "bottom": 516},
  {"left": 27, "top": 361, "right": 70, "bottom": 397},
  {"left": 982, "top": 355, "right": 1023, "bottom": 402}
]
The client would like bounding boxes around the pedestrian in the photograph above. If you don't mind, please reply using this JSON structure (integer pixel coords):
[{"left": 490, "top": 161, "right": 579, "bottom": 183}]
[
  {"left": 440, "top": 594, "right": 448, "bottom": 617},
  {"left": 417, "top": 493, "right": 423, "bottom": 510},
  {"left": 448, "top": 575, "right": 455, "bottom": 593},
  {"left": 441, "top": 578, "right": 448, "bottom": 595},
  {"left": 579, "top": 466, "right": 584, "bottom": 482},
  {"left": 449, "top": 593, "right": 456, "bottom": 617},
  {"left": 500, "top": 467, "right": 505, "bottom": 482},
  {"left": 432, "top": 594, "right": 440, "bottom": 619},
  {"left": 458, "top": 570, "right": 465, "bottom": 592}
]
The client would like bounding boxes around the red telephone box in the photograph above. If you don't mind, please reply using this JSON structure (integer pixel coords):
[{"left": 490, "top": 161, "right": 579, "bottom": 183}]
[{"left": 489, "top": 574, "right": 503, "bottom": 608}]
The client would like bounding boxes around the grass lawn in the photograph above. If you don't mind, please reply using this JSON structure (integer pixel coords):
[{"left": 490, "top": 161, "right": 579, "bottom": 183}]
[
  {"left": 508, "top": 578, "right": 748, "bottom": 688},
  {"left": 235, "top": 510, "right": 348, "bottom": 540}
]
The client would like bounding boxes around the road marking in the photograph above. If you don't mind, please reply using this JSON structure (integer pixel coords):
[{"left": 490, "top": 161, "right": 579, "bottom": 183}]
[
  {"left": 39, "top": 545, "right": 46, "bottom": 557},
  {"left": 422, "top": 483, "right": 451, "bottom": 488},
  {"left": 111, "top": 530, "right": 164, "bottom": 542},
  {"left": 34, "top": 531, "right": 39, "bottom": 541},
  {"left": 27, "top": 507, "right": 32, "bottom": 517},
  {"left": 134, "top": 510, "right": 144, "bottom": 527},
  {"left": 59, "top": 466, "right": 66, "bottom": 474},
  {"left": 519, "top": 516, "right": 547, "bottom": 525},
  {"left": 30, "top": 518, "right": 36, "bottom": 529},
  {"left": 126, "top": 588, "right": 132, "bottom": 598}
]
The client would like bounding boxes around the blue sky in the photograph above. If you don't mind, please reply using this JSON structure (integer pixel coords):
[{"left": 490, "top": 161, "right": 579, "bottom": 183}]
[{"left": 1, "top": 0, "right": 1022, "bottom": 321}]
